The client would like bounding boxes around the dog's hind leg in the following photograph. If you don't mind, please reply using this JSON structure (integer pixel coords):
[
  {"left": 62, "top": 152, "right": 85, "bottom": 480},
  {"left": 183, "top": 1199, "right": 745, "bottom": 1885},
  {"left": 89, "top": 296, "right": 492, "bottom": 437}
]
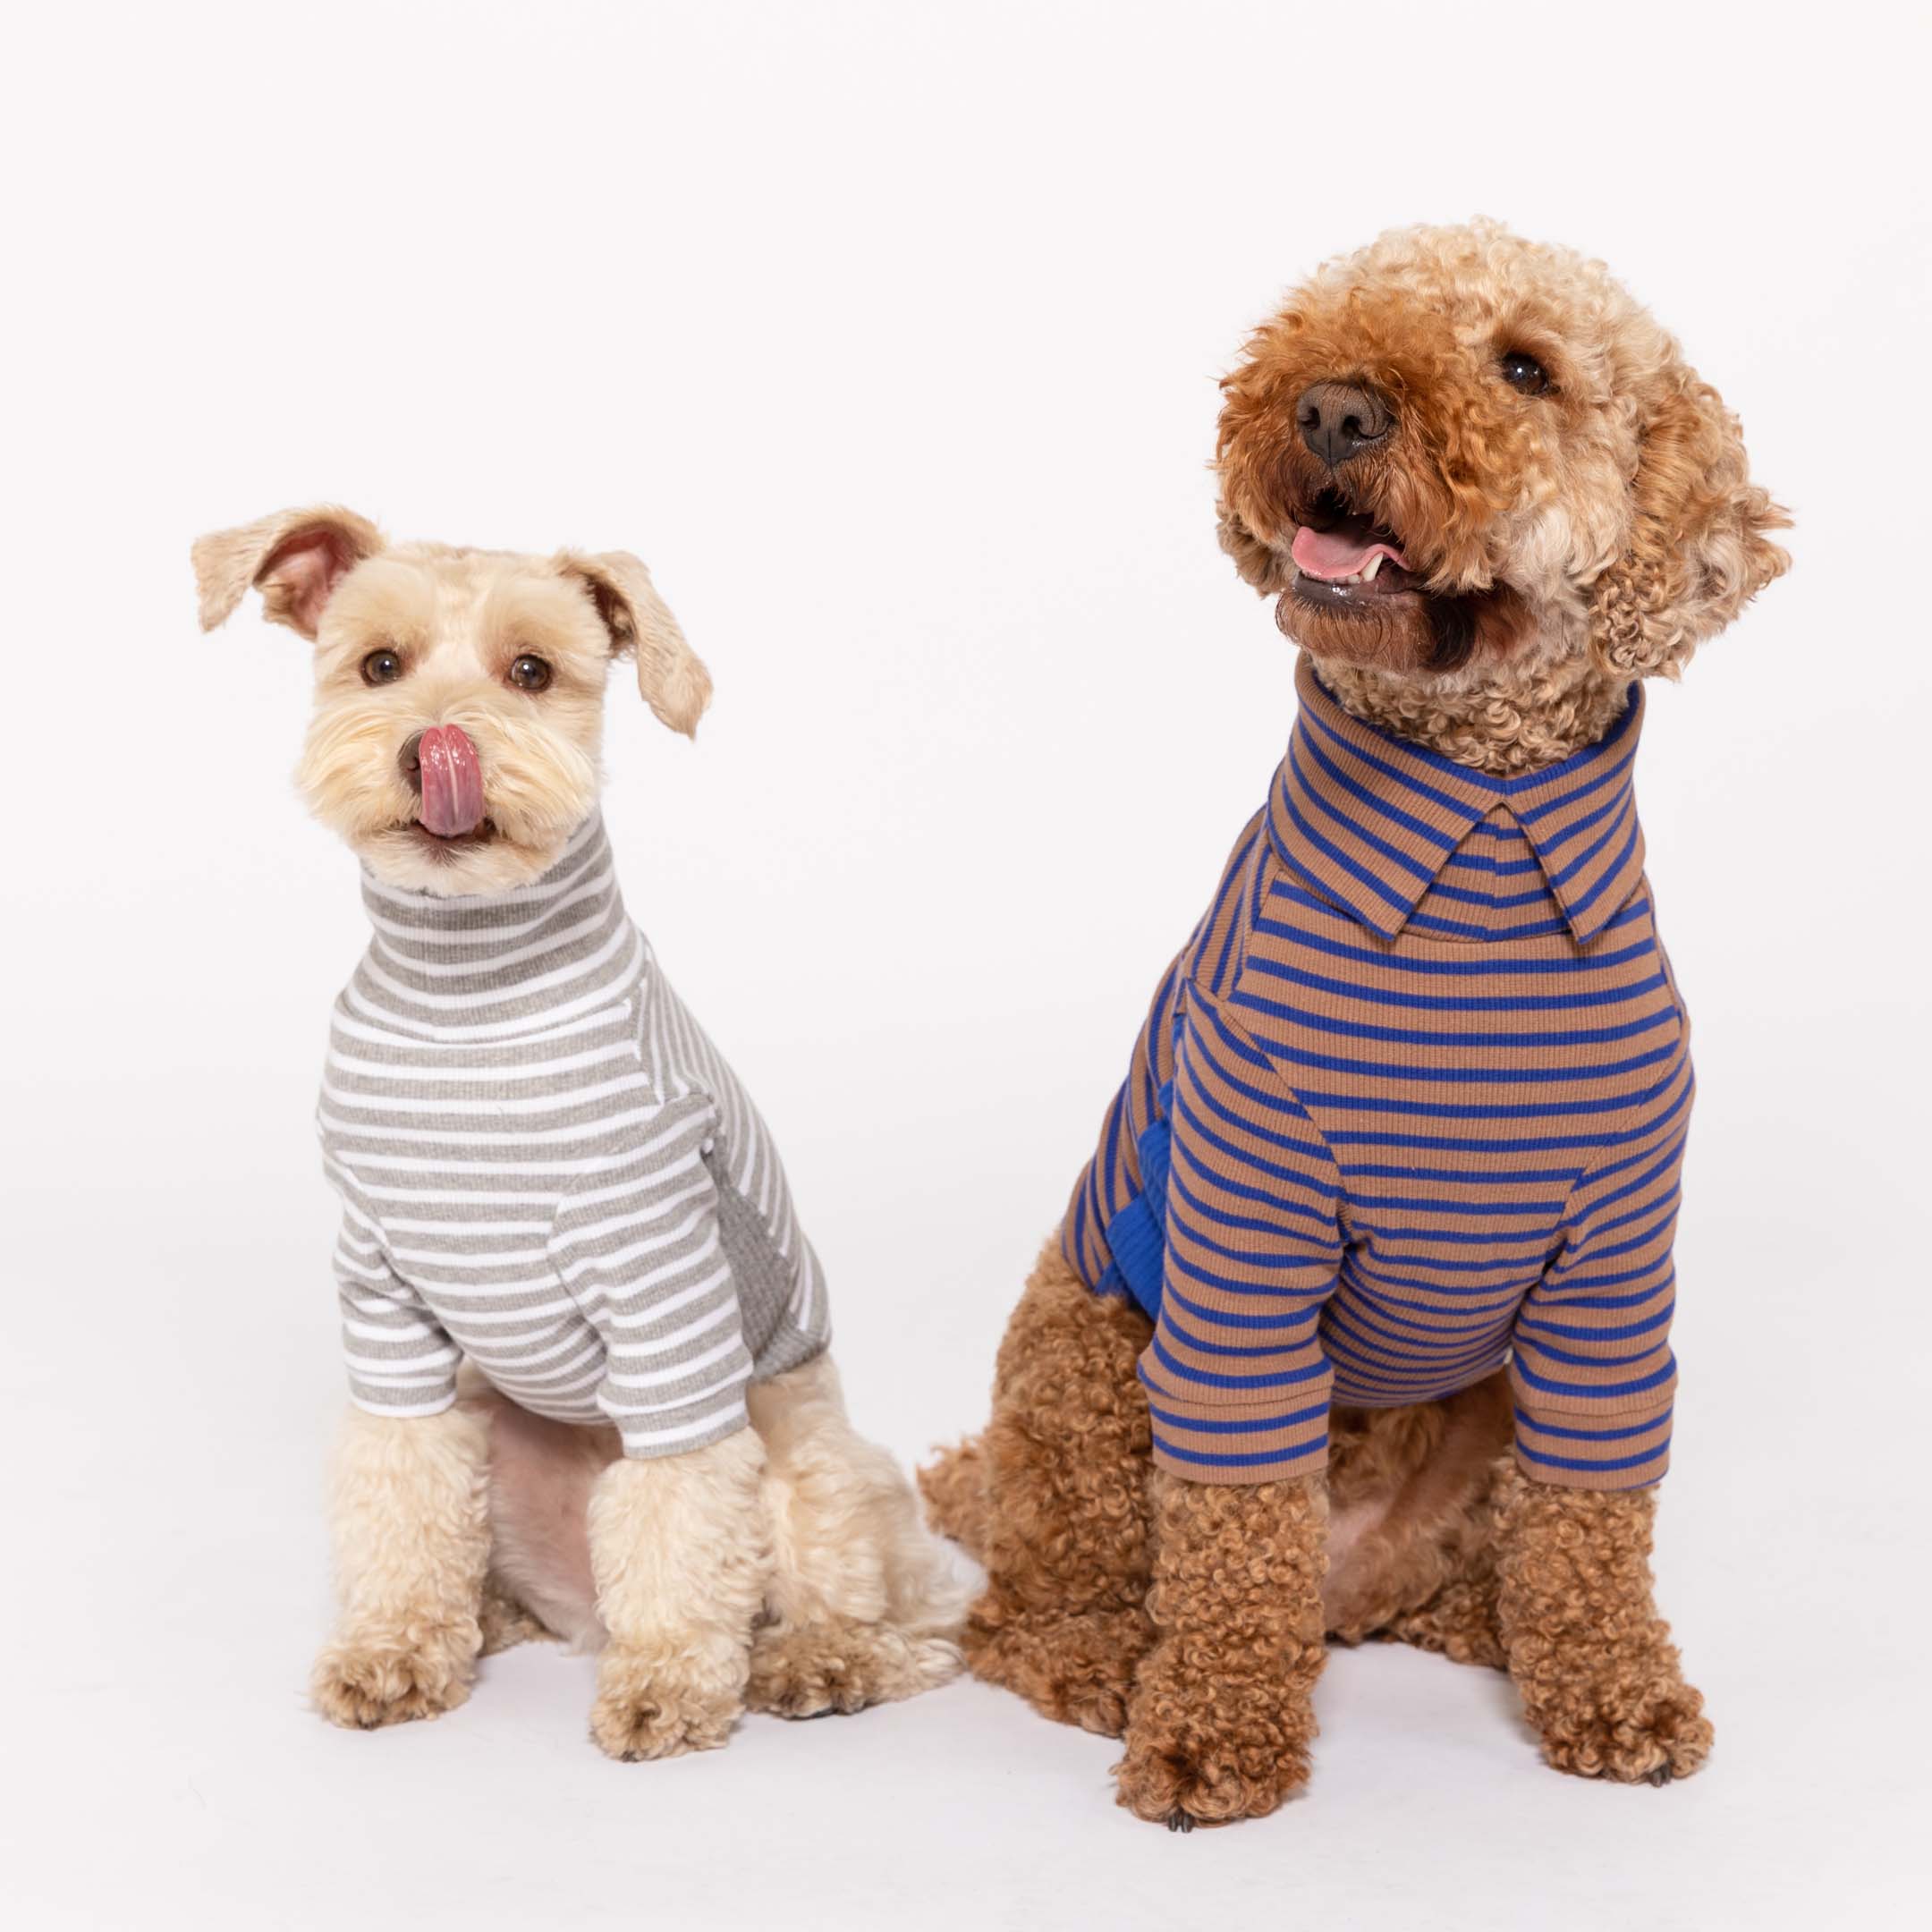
[
  {"left": 1322, "top": 1377, "right": 1512, "bottom": 1666},
  {"left": 1375, "top": 1555, "right": 1506, "bottom": 1669},
  {"left": 960, "top": 1238, "right": 1157, "bottom": 1739},
  {"left": 311, "top": 1403, "right": 492, "bottom": 1728},
  {"left": 744, "top": 1355, "right": 966, "bottom": 1718}
]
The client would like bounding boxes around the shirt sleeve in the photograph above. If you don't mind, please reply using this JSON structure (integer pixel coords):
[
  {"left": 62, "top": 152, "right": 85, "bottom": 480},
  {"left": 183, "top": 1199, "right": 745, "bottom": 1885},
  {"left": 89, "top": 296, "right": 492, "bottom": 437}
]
[
  {"left": 1139, "top": 983, "right": 1345, "bottom": 1484},
  {"left": 1062, "top": 950, "right": 1189, "bottom": 1291},
  {"left": 550, "top": 1090, "right": 754, "bottom": 1459},
  {"left": 1509, "top": 1098, "right": 1688, "bottom": 1490},
  {"left": 331, "top": 1191, "right": 461, "bottom": 1419}
]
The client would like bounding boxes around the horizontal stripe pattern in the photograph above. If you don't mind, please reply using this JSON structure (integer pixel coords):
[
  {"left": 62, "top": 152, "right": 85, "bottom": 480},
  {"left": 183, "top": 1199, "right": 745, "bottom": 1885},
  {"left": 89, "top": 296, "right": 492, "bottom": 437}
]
[
  {"left": 324, "top": 813, "right": 828, "bottom": 1456},
  {"left": 1063, "top": 656, "right": 1687, "bottom": 1490}
]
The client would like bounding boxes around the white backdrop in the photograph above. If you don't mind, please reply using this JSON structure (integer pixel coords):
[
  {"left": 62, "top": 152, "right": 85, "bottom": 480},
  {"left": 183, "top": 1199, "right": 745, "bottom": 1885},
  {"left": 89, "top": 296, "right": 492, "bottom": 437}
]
[{"left": 4, "top": 3, "right": 1928, "bottom": 1927}]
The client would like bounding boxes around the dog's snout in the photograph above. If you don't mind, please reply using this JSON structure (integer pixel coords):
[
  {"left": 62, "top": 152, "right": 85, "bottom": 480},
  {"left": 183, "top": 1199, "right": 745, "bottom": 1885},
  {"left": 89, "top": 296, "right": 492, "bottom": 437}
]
[
  {"left": 397, "top": 732, "right": 424, "bottom": 794},
  {"left": 1296, "top": 381, "right": 1394, "bottom": 468}
]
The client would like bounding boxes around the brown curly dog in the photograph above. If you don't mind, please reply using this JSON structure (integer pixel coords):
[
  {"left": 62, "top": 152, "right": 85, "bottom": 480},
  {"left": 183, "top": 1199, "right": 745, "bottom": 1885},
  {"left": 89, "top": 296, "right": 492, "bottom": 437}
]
[{"left": 920, "top": 220, "right": 1787, "bottom": 1828}]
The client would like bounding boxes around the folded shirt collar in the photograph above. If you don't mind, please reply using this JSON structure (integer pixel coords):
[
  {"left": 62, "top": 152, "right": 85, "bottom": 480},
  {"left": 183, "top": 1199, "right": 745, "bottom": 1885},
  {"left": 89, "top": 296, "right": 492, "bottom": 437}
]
[{"left": 1268, "top": 657, "right": 1647, "bottom": 945}]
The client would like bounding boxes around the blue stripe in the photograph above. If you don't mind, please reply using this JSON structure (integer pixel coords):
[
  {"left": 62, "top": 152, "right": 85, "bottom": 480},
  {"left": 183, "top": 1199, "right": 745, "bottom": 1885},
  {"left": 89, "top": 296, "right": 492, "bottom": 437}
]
[
  {"left": 1513, "top": 1403, "right": 1673, "bottom": 1444},
  {"left": 1248, "top": 913, "right": 1658, "bottom": 979},
  {"left": 1515, "top": 1298, "right": 1675, "bottom": 1345},
  {"left": 1145, "top": 1397, "right": 1331, "bottom": 1436},
  {"left": 1161, "top": 1284, "right": 1323, "bottom": 1332},
  {"left": 1146, "top": 1333, "right": 1330, "bottom": 1393},
  {"left": 1291, "top": 720, "right": 1462, "bottom": 864},
  {"left": 1510, "top": 1350, "right": 1676, "bottom": 1403},
  {"left": 1514, "top": 1436, "right": 1667, "bottom": 1477},
  {"left": 1242, "top": 1032, "right": 1681, "bottom": 1089},
  {"left": 1226, "top": 990, "right": 1676, "bottom": 1052},
  {"left": 1148, "top": 1433, "right": 1330, "bottom": 1470},
  {"left": 1297, "top": 691, "right": 1491, "bottom": 818},
  {"left": 1238, "top": 956, "right": 1666, "bottom": 1018}
]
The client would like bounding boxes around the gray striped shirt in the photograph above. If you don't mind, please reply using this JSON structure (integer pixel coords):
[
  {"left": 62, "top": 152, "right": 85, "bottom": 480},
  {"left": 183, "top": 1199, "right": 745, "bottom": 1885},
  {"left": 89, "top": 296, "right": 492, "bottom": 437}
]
[{"left": 319, "top": 814, "right": 829, "bottom": 1456}]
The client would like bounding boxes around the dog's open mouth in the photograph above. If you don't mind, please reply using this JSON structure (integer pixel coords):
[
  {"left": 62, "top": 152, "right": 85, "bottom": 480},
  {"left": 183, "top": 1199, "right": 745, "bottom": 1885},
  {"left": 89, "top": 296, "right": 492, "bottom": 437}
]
[
  {"left": 406, "top": 818, "right": 498, "bottom": 855},
  {"left": 1288, "top": 490, "right": 1419, "bottom": 611}
]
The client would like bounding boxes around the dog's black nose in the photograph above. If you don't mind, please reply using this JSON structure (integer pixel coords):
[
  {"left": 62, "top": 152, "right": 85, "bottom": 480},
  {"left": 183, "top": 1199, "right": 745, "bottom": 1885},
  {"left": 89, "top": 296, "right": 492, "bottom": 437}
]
[
  {"left": 397, "top": 732, "right": 424, "bottom": 794},
  {"left": 1296, "top": 381, "right": 1394, "bottom": 468}
]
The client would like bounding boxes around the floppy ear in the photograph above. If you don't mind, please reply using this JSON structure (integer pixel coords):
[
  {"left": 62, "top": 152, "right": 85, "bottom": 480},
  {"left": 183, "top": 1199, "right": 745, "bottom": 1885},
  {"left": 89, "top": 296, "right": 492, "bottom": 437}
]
[
  {"left": 559, "top": 550, "right": 713, "bottom": 738},
  {"left": 191, "top": 504, "right": 386, "bottom": 639},
  {"left": 1588, "top": 371, "right": 1790, "bottom": 677},
  {"left": 1214, "top": 355, "right": 1298, "bottom": 595}
]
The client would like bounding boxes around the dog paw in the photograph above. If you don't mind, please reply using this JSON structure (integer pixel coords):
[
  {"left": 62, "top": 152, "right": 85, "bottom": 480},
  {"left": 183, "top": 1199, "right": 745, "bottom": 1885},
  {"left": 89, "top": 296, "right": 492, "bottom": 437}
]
[
  {"left": 478, "top": 1581, "right": 553, "bottom": 1657},
  {"left": 312, "top": 1633, "right": 474, "bottom": 1730},
  {"left": 1534, "top": 1681, "right": 1713, "bottom": 1784},
  {"left": 589, "top": 1644, "right": 741, "bottom": 1761},
  {"left": 1113, "top": 1727, "right": 1309, "bottom": 1829},
  {"left": 962, "top": 1600, "right": 1153, "bottom": 1738},
  {"left": 747, "top": 1619, "right": 962, "bottom": 1718}
]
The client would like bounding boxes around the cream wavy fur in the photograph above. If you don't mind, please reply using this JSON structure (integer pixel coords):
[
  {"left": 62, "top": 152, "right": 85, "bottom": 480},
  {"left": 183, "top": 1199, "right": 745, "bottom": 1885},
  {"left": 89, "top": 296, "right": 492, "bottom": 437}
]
[{"left": 195, "top": 516, "right": 963, "bottom": 1753}]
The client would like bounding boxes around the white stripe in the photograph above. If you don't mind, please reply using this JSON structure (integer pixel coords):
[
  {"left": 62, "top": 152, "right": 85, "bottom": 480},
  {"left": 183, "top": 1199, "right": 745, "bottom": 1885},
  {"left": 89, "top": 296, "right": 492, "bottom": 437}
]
[
  {"left": 358, "top": 919, "right": 633, "bottom": 1013},
  {"left": 556, "top": 1208, "right": 715, "bottom": 1283},
  {"left": 320, "top": 1071, "right": 657, "bottom": 1117},
  {"left": 388, "top": 1241, "right": 553, "bottom": 1268},
  {"left": 602, "top": 1331, "right": 744, "bottom": 1390},
  {"left": 547, "top": 1175, "right": 714, "bottom": 1254},
  {"left": 584, "top": 1266, "right": 731, "bottom": 1334},
  {"left": 341, "top": 937, "right": 642, "bottom": 1041},
  {"left": 328, "top": 1039, "right": 639, "bottom": 1085},
  {"left": 321, "top": 828, "right": 826, "bottom": 1442},
  {"left": 318, "top": 1103, "right": 666, "bottom": 1148},
  {"left": 381, "top": 1216, "right": 554, "bottom": 1236},
  {"left": 360, "top": 866, "right": 614, "bottom": 950},
  {"left": 374, "top": 901, "right": 617, "bottom": 977},
  {"left": 349, "top": 1394, "right": 459, "bottom": 1419},
  {"left": 342, "top": 1317, "right": 438, "bottom": 1342},
  {"left": 609, "top": 1402, "right": 749, "bottom": 1446},
  {"left": 330, "top": 1000, "right": 633, "bottom": 1054},
  {"left": 606, "top": 1299, "right": 736, "bottom": 1360}
]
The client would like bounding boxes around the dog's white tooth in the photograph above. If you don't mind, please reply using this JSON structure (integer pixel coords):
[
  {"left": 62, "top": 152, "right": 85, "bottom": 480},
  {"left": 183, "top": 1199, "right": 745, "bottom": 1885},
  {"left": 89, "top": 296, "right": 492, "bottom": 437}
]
[{"left": 1362, "top": 553, "right": 1384, "bottom": 581}]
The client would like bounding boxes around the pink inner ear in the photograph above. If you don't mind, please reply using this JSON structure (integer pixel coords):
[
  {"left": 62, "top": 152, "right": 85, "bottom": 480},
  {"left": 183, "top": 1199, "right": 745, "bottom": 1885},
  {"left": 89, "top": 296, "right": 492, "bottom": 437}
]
[{"left": 265, "top": 528, "right": 359, "bottom": 634}]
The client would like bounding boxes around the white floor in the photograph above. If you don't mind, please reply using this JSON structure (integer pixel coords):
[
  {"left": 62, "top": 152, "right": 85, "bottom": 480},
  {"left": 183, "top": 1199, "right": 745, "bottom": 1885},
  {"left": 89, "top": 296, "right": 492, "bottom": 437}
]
[{"left": 7, "top": 1142, "right": 1920, "bottom": 1930}]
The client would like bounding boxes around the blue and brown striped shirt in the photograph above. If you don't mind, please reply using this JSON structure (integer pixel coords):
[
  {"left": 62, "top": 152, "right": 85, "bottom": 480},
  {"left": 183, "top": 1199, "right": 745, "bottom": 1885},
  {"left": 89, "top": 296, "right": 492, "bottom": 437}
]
[{"left": 1063, "top": 657, "right": 1688, "bottom": 1491}]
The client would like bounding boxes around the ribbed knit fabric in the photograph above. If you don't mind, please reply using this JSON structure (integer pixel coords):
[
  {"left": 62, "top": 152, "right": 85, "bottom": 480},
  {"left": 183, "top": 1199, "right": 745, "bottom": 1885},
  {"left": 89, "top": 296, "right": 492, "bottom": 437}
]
[
  {"left": 1063, "top": 657, "right": 1688, "bottom": 1490},
  {"left": 320, "top": 814, "right": 829, "bottom": 1457}
]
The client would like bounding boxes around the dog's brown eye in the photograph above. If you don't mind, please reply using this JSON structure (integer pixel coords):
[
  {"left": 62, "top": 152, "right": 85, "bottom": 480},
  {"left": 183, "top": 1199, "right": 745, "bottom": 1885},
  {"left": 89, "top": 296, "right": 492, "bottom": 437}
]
[
  {"left": 360, "top": 648, "right": 403, "bottom": 686},
  {"left": 1498, "top": 350, "right": 1552, "bottom": 395},
  {"left": 508, "top": 654, "right": 553, "bottom": 693}
]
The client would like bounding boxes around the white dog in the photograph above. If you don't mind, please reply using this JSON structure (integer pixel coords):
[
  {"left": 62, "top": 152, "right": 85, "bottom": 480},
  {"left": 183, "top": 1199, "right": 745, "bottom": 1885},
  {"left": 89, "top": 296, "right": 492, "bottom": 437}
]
[{"left": 194, "top": 508, "right": 962, "bottom": 1758}]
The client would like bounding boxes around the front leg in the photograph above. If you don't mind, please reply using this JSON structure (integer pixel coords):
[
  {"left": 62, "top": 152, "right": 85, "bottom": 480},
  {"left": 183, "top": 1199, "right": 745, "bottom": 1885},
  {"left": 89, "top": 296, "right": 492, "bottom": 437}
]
[
  {"left": 1495, "top": 1470, "right": 1712, "bottom": 1784},
  {"left": 311, "top": 1405, "right": 491, "bottom": 1729},
  {"left": 1114, "top": 1470, "right": 1327, "bottom": 1828},
  {"left": 587, "top": 1429, "right": 772, "bottom": 1761}
]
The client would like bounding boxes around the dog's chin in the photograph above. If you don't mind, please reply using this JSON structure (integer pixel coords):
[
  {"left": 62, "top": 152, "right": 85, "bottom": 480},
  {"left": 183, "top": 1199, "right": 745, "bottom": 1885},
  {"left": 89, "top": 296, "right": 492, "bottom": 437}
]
[
  {"left": 352, "top": 820, "right": 572, "bottom": 896},
  {"left": 1275, "top": 578, "right": 1444, "bottom": 674}
]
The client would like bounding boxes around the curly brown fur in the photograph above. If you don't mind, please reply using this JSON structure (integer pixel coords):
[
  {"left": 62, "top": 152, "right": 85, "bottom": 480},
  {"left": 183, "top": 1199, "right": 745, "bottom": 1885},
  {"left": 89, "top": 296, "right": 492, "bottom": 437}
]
[
  {"left": 1322, "top": 1374, "right": 1512, "bottom": 1645},
  {"left": 917, "top": 1434, "right": 990, "bottom": 1564},
  {"left": 1114, "top": 1471, "right": 1327, "bottom": 1828},
  {"left": 953, "top": 1241, "right": 1156, "bottom": 1738},
  {"left": 932, "top": 221, "right": 1777, "bottom": 1820},
  {"left": 1495, "top": 1470, "right": 1712, "bottom": 1783},
  {"left": 1217, "top": 220, "right": 1787, "bottom": 773}
]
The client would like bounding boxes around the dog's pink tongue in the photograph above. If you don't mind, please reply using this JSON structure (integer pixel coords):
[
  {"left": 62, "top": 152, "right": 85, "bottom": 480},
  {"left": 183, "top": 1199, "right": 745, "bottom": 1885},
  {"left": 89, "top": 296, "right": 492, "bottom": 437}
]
[
  {"left": 1292, "top": 524, "right": 1407, "bottom": 580},
  {"left": 418, "top": 724, "right": 485, "bottom": 837}
]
